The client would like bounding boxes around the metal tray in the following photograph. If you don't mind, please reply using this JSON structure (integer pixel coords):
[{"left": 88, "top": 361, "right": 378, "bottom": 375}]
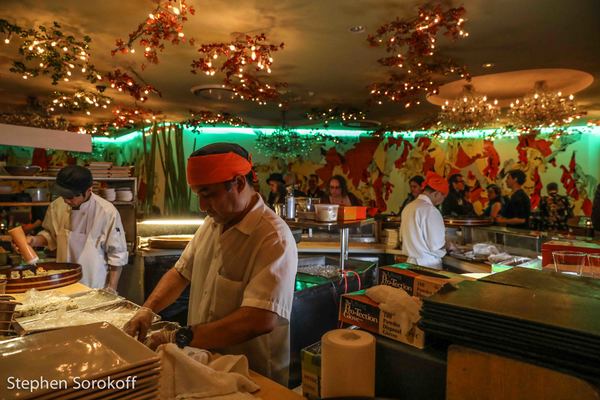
[
  {"left": 14, "top": 299, "right": 160, "bottom": 335},
  {"left": 14, "top": 288, "right": 122, "bottom": 319}
]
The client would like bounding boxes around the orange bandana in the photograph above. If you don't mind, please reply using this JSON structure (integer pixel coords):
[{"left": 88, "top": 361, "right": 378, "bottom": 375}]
[
  {"left": 422, "top": 171, "right": 449, "bottom": 196},
  {"left": 186, "top": 152, "right": 253, "bottom": 186}
]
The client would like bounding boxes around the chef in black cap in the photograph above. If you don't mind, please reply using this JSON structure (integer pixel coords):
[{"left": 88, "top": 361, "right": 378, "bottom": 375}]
[{"left": 25, "top": 165, "right": 128, "bottom": 290}]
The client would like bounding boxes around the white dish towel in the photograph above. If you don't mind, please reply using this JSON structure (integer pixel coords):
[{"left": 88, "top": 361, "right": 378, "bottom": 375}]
[{"left": 158, "top": 343, "right": 260, "bottom": 399}]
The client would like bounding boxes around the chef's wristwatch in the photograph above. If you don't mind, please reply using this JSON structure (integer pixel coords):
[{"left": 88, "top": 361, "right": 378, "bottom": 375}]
[{"left": 175, "top": 326, "right": 194, "bottom": 348}]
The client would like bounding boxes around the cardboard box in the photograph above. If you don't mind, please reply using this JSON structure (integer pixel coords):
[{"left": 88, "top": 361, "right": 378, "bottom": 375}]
[
  {"left": 378, "top": 263, "right": 471, "bottom": 298},
  {"left": 338, "top": 290, "right": 425, "bottom": 349},
  {"left": 301, "top": 341, "right": 322, "bottom": 399}
]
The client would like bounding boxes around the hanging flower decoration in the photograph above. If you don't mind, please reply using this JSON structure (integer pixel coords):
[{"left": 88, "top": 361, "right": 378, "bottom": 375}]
[
  {"left": 46, "top": 90, "right": 113, "bottom": 115},
  {"left": 191, "top": 33, "right": 285, "bottom": 103},
  {"left": 436, "top": 84, "right": 500, "bottom": 130},
  {"left": 105, "top": 69, "right": 161, "bottom": 101},
  {"left": 306, "top": 107, "right": 367, "bottom": 127},
  {"left": 367, "top": 5, "right": 470, "bottom": 106},
  {"left": 0, "top": 112, "right": 71, "bottom": 131},
  {"left": 255, "top": 128, "right": 325, "bottom": 159},
  {"left": 184, "top": 110, "right": 248, "bottom": 131},
  {"left": 111, "top": 105, "right": 162, "bottom": 128},
  {"left": 112, "top": 0, "right": 195, "bottom": 68},
  {"left": 1, "top": 19, "right": 102, "bottom": 85}
]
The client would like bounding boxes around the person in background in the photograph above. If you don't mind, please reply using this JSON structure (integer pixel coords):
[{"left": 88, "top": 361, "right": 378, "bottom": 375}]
[
  {"left": 539, "top": 182, "right": 573, "bottom": 231},
  {"left": 321, "top": 175, "right": 362, "bottom": 206},
  {"left": 496, "top": 169, "right": 531, "bottom": 229},
  {"left": 266, "top": 173, "right": 286, "bottom": 209},
  {"left": 283, "top": 172, "right": 306, "bottom": 197},
  {"left": 442, "top": 173, "right": 475, "bottom": 217},
  {"left": 483, "top": 184, "right": 504, "bottom": 219},
  {"left": 125, "top": 143, "right": 297, "bottom": 385},
  {"left": 21, "top": 166, "right": 127, "bottom": 290},
  {"left": 592, "top": 183, "right": 600, "bottom": 233},
  {"left": 305, "top": 173, "right": 325, "bottom": 199},
  {"left": 400, "top": 171, "right": 449, "bottom": 269},
  {"left": 398, "top": 175, "right": 425, "bottom": 214}
]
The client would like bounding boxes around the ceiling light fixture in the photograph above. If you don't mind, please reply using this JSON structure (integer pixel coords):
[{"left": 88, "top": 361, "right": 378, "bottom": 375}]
[
  {"left": 508, "top": 80, "right": 585, "bottom": 128},
  {"left": 482, "top": 63, "right": 494, "bottom": 68},
  {"left": 349, "top": 25, "right": 365, "bottom": 33},
  {"left": 437, "top": 84, "right": 500, "bottom": 130}
]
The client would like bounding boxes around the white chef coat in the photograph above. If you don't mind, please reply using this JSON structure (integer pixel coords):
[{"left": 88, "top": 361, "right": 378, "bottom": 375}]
[
  {"left": 38, "top": 193, "right": 128, "bottom": 288},
  {"left": 399, "top": 194, "right": 446, "bottom": 269},
  {"left": 174, "top": 194, "right": 297, "bottom": 385}
]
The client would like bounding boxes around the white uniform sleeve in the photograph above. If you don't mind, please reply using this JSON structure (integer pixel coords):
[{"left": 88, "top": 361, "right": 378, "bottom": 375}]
[
  {"left": 38, "top": 202, "right": 58, "bottom": 250},
  {"left": 105, "top": 210, "right": 128, "bottom": 267},
  {"left": 241, "top": 230, "right": 297, "bottom": 320},
  {"left": 173, "top": 224, "right": 207, "bottom": 281},
  {"left": 424, "top": 207, "right": 446, "bottom": 259}
]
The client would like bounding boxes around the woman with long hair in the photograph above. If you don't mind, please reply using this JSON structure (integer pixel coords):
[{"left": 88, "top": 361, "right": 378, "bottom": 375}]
[
  {"left": 483, "top": 184, "right": 504, "bottom": 219},
  {"left": 321, "top": 175, "right": 362, "bottom": 206}
]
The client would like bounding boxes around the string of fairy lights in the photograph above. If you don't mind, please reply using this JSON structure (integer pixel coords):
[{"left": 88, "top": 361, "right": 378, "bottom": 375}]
[{"left": 0, "top": 3, "right": 591, "bottom": 140}]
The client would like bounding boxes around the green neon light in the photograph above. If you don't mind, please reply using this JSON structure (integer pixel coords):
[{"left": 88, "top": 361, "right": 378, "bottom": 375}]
[
  {"left": 92, "top": 125, "right": 600, "bottom": 145},
  {"left": 92, "top": 130, "right": 142, "bottom": 143}
]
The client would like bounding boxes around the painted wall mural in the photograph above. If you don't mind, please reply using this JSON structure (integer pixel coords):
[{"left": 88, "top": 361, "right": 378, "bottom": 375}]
[
  {"left": 253, "top": 132, "right": 599, "bottom": 216},
  {"left": 1, "top": 129, "right": 598, "bottom": 218}
]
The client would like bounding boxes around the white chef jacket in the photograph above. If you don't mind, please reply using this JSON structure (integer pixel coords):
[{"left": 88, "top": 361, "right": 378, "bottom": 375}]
[
  {"left": 399, "top": 194, "right": 446, "bottom": 269},
  {"left": 174, "top": 194, "right": 298, "bottom": 385},
  {"left": 38, "top": 193, "right": 128, "bottom": 288}
]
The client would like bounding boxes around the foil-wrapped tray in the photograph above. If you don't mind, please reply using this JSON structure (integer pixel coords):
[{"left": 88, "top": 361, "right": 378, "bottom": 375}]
[
  {"left": 14, "top": 299, "right": 160, "bottom": 335},
  {"left": 13, "top": 288, "right": 122, "bottom": 318}
]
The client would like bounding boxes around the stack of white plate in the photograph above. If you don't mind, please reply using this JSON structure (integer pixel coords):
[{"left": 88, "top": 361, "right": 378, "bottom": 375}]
[
  {"left": 0, "top": 322, "right": 161, "bottom": 399},
  {"left": 116, "top": 188, "right": 134, "bottom": 202},
  {"left": 100, "top": 188, "right": 116, "bottom": 202}
]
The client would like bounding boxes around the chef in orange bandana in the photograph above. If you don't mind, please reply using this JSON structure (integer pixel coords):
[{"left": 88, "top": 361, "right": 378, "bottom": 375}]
[
  {"left": 125, "top": 143, "right": 298, "bottom": 385},
  {"left": 399, "top": 171, "right": 449, "bottom": 269}
]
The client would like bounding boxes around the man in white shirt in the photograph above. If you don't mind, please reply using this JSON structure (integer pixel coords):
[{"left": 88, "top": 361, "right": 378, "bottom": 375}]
[
  {"left": 125, "top": 143, "right": 298, "bottom": 385},
  {"left": 400, "top": 171, "right": 449, "bottom": 269},
  {"left": 25, "top": 166, "right": 128, "bottom": 290}
]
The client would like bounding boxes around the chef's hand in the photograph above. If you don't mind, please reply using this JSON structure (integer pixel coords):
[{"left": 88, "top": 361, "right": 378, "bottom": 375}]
[
  {"left": 495, "top": 216, "right": 506, "bottom": 224},
  {"left": 124, "top": 306, "right": 154, "bottom": 341},
  {"left": 144, "top": 329, "right": 176, "bottom": 351}
]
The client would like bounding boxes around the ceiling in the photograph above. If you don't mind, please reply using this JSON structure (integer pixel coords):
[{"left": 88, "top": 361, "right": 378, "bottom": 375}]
[{"left": 0, "top": 0, "right": 599, "bottom": 132}]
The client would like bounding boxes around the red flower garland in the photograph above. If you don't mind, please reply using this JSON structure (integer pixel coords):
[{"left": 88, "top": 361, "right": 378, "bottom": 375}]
[
  {"left": 191, "top": 33, "right": 285, "bottom": 103},
  {"left": 105, "top": 69, "right": 161, "bottom": 101},
  {"left": 112, "top": 0, "right": 195, "bottom": 68},
  {"left": 368, "top": 4, "right": 470, "bottom": 105}
]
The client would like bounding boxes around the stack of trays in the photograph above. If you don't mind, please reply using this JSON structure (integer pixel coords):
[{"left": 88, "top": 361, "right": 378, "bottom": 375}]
[
  {"left": 88, "top": 162, "right": 112, "bottom": 179},
  {"left": 0, "top": 322, "right": 161, "bottom": 399},
  {"left": 110, "top": 166, "right": 133, "bottom": 178},
  {"left": 45, "top": 166, "right": 62, "bottom": 177},
  {"left": 421, "top": 277, "right": 600, "bottom": 383}
]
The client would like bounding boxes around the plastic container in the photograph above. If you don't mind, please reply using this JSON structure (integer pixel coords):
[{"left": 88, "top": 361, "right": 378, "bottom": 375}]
[{"left": 315, "top": 204, "right": 339, "bottom": 222}]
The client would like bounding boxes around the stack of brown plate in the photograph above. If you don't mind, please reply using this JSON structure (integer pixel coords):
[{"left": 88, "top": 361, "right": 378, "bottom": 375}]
[
  {"left": 2, "top": 263, "right": 82, "bottom": 293},
  {"left": 148, "top": 235, "right": 194, "bottom": 249},
  {"left": 444, "top": 216, "right": 493, "bottom": 227},
  {"left": 0, "top": 295, "right": 19, "bottom": 337},
  {"left": 0, "top": 322, "right": 161, "bottom": 399}
]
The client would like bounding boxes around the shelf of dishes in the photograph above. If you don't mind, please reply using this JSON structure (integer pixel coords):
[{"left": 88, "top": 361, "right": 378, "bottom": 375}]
[
  {"left": 0, "top": 175, "right": 136, "bottom": 181},
  {"left": 0, "top": 201, "right": 135, "bottom": 207}
]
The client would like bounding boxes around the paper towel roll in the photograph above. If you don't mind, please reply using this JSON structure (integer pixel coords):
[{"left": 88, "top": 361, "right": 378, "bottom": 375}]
[{"left": 321, "top": 329, "right": 376, "bottom": 398}]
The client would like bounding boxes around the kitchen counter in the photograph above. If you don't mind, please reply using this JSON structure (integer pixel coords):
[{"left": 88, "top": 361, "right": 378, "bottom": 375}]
[{"left": 9, "top": 282, "right": 306, "bottom": 400}]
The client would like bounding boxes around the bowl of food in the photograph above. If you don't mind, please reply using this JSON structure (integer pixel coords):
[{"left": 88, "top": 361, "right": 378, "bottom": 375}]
[{"left": 4, "top": 166, "right": 42, "bottom": 176}]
